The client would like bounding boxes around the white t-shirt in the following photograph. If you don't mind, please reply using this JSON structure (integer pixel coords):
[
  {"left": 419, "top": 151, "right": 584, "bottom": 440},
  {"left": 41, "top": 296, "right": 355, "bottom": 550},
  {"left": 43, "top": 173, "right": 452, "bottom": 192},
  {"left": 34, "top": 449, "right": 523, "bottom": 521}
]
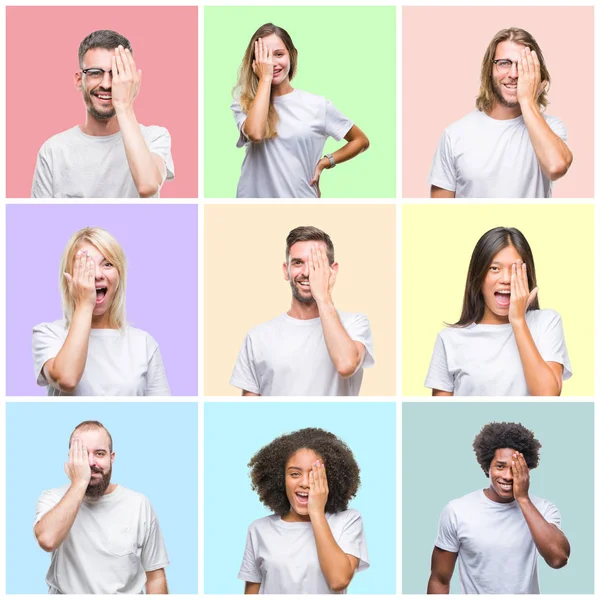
[
  {"left": 435, "top": 489, "right": 561, "bottom": 594},
  {"left": 425, "top": 309, "right": 572, "bottom": 396},
  {"left": 428, "top": 109, "right": 568, "bottom": 198},
  {"left": 230, "top": 311, "right": 374, "bottom": 396},
  {"left": 231, "top": 89, "right": 353, "bottom": 198},
  {"left": 239, "top": 509, "right": 369, "bottom": 594},
  {"left": 34, "top": 484, "right": 169, "bottom": 595},
  {"left": 32, "top": 320, "right": 171, "bottom": 396},
  {"left": 31, "top": 124, "right": 175, "bottom": 198}
]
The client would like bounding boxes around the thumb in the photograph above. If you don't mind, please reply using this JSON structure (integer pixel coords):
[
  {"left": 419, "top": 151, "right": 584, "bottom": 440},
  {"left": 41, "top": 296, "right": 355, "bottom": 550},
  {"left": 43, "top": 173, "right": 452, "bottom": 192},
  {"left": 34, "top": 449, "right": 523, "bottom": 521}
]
[
  {"left": 64, "top": 462, "right": 69, "bottom": 478},
  {"left": 526, "top": 287, "right": 538, "bottom": 308},
  {"left": 63, "top": 272, "right": 73, "bottom": 285}
]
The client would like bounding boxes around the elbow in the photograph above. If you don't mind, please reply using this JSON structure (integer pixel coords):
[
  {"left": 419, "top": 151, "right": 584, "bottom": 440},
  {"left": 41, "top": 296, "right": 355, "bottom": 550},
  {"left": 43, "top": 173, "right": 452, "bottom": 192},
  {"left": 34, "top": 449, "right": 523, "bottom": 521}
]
[
  {"left": 361, "top": 135, "right": 370, "bottom": 153},
  {"left": 36, "top": 533, "right": 58, "bottom": 553},
  {"left": 246, "top": 131, "right": 264, "bottom": 144},
  {"left": 336, "top": 360, "right": 359, "bottom": 379},
  {"left": 547, "top": 154, "right": 573, "bottom": 181},
  {"left": 50, "top": 370, "right": 78, "bottom": 394},
  {"left": 548, "top": 554, "right": 569, "bottom": 569},
  {"left": 329, "top": 576, "right": 352, "bottom": 592},
  {"left": 138, "top": 182, "right": 160, "bottom": 198}
]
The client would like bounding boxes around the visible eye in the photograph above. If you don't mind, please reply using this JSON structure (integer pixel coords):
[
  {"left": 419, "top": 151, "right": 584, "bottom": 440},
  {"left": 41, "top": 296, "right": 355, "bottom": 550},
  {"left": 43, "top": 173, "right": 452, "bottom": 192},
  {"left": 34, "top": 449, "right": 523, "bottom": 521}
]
[
  {"left": 96, "top": 451, "right": 105, "bottom": 457},
  {"left": 293, "top": 260, "right": 302, "bottom": 266},
  {"left": 290, "top": 472, "right": 300, "bottom": 477},
  {"left": 85, "top": 69, "right": 103, "bottom": 78},
  {"left": 497, "top": 60, "right": 512, "bottom": 68},
  {"left": 275, "top": 53, "right": 284, "bottom": 57},
  {"left": 490, "top": 266, "right": 500, "bottom": 272},
  {"left": 104, "top": 262, "right": 113, "bottom": 268}
]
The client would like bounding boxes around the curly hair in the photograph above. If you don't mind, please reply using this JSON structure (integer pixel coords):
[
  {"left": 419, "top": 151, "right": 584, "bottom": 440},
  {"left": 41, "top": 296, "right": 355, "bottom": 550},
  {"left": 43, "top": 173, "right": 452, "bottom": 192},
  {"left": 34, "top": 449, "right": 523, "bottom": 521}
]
[
  {"left": 473, "top": 422, "right": 541, "bottom": 477},
  {"left": 248, "top": 428, "right": 360, "bottom": 516}
]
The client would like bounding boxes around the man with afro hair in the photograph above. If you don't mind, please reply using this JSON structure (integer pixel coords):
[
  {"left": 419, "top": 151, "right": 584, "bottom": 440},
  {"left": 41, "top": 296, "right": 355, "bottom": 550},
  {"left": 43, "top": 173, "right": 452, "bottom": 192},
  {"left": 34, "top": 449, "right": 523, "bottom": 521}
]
[{"left": 427, "top": 421, "right": 570, "bottom": 594}]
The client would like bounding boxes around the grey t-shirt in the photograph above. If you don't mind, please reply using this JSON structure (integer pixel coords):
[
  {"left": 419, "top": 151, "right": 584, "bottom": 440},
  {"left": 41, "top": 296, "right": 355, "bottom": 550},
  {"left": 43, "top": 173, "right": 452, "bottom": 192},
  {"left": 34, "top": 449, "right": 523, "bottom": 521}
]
[
  {"left": 31, "top": 124, "right": 174, "bottom": 198},
  {"left": 230, "top": 311, "right": 374, "bottom": 396},
  {"left": 239, "top": 509, "right": 369, "bottom": 594},
  {"left": 428, "top": 109, "right": 568, "bottom": 198},
  {"left": 425, "top": 309, "right": 572, "bottom": 396},
  {"left": 34, "top": 484, "right": 169, "bottom": 594},
  {"left": 231, "top": 89, "right": 353, "bottom": 198},
  {"left": 435, "top": 490, "right": 561, "bottom": 594}
]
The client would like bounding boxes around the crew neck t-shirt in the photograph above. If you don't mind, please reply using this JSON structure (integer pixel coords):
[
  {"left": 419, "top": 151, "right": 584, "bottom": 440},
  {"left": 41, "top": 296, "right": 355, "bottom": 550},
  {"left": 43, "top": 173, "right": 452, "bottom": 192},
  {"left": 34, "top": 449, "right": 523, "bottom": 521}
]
[
  {"left": 32, "top": 320, "right": 170, "bottom": 396},
  {"left": 425, "top": 309, "right": 572, "bottom": 396},
  {"left": 428, "top": 109, "right": 568, "bottom": 198},
  {"left": 34, "top": 484, "right": 169, "bottom": 595},
  {"left": 238, "top": 509, "right": 369, "bottom": 594},
  {"left": 230, "top": 311, "right": 374, "bottom": 396},
  {"left": 231, "top": 89, "right": 353, "bottom": 198},
  {"left": 31, "top": 124, "right": 175, "bottom": 198},
  {"left": 435, "top": 489, "right": 561, "bottom": 594}
]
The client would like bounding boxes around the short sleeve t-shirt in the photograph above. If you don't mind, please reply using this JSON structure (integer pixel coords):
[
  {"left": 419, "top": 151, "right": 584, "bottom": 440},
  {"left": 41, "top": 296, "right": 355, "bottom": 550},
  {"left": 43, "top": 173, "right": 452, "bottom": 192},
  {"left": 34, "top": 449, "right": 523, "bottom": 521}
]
[
  {"left": 230, "top": 311, "right": 374, "bottom": 396},
  {"left": 231, "top": 89, "right": 353, "bottom": 198},
  {"left": 238, "top": 509, "right": 369, "bottom": 594},
  {"left": 32, "top": 320, "right": 171, "bottom": 396},
  {"left": 34, "top": 484, "right": 169, "bottom": 594},
  {"left": 425, "top": 309, "right": 572, "bottom": 396},
  {"left": 31, "top": 124, "right": 175, "bottom": 198},
  {"left": 428, "top": 110, "right": 568, "bottom": 198},
  {"left": 435, "top": 490, "right": 561, "bottom": 594}
]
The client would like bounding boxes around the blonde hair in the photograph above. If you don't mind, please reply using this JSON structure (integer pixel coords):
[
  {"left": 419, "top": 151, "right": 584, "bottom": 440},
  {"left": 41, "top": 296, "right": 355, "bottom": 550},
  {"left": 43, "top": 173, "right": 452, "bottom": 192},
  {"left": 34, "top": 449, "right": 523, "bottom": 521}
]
[
  {"left": 59, "top": 227, "right": 127, "bottom": 328},
  {"left": 476, "top": 27, "right": 551, "bottom": 114},
  {"left": 233, "top": 23, "right": 298, "bottom": 140}
]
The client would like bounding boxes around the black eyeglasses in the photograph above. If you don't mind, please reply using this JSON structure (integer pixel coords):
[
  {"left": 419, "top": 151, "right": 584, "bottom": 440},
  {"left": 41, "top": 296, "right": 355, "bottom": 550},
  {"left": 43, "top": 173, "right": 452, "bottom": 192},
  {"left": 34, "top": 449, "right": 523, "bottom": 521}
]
[
  {"left": 81, "top": 68, "right": 113, "bottom": 81},
  {"left": 492, "top": 59, "right": 518, "bottom": 73}
]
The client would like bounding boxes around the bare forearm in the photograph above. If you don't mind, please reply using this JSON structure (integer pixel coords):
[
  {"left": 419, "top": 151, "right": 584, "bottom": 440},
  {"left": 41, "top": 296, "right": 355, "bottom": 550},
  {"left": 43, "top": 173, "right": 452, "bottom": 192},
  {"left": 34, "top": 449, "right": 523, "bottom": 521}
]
[
  {"left": 317, "top": 298, "right": 360, "bottom": 377},
  {"left": 243, "top": 79, "right": 272, "bottom": 142},
  {"left": 35, "top": 482, "right": 87, "bottom": 552},
  {"left": 512, "top": 320, "right": 561, "bottom": 395},
  {"left": 311, "top": 513, "right": 354, "bottom": 591},
  {"left": 326, "top": 137, "right": 369, "bottom": 168},
  {"left": 146, "top": 570, "right": 169, "bottom": 594},
  {"left": 116, "top": 107, "right": 163, "bottom": 197},
  {"left": 521, "top": 102, "right": 572, "bottom": 181},
  {"left": 48, "top": 308, "right": 93, "bottom": 392},
  {"left": 518, "top": 497, "right": 570, "bottom": 568},
  {"left": 427, "top": 576, "right": 450, "bottom": 594}
]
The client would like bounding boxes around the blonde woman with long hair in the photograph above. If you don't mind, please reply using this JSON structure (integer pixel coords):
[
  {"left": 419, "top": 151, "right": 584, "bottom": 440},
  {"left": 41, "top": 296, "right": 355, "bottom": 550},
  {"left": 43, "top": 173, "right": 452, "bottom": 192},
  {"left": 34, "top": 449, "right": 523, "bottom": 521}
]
[
  {"left": 231, "top": 23, "right": 370, "bottom": 198},
  {"left": 32, "top": 227, "right": 170, "bottom": 396}
]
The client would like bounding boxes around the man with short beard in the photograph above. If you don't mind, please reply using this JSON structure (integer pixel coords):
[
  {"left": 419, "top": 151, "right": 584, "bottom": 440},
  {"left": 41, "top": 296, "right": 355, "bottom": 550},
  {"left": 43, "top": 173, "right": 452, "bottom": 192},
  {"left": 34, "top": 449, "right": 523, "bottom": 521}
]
[
  {"left": 34, "top": 421, "right": 169, "bottom": 594},
  {"left": 230, "top": 226, "right": 374, "bottom": 396},
  {"left": 31, "top": 30, "right": 174, "bottom": 198},
  {"left": 428, "top": 27, "right": 572, "bottom": 198}
]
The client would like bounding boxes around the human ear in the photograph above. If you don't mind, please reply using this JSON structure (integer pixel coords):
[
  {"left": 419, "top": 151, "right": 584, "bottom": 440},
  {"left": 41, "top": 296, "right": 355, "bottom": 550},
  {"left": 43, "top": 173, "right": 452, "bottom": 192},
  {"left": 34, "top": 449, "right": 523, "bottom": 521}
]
[
  {"left": 331, "top": 262, "right": 339, "bottom": 274},
  {"left": 74, "top": 71, "right": 83, "bottom": 91},
  {"left": 282, "top": 262, "right": 290, "bottom": 281}
]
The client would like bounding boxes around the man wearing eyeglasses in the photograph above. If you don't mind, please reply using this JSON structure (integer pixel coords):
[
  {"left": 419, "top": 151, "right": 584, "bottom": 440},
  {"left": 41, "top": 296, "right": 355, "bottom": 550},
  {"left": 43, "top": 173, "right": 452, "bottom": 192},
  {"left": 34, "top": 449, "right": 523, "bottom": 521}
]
[
  {"left": 31, "top": 30, "right": 174, "bottom": 198},
  {"left": 428, "top": 28, "right": 572, "bottom": 199}
]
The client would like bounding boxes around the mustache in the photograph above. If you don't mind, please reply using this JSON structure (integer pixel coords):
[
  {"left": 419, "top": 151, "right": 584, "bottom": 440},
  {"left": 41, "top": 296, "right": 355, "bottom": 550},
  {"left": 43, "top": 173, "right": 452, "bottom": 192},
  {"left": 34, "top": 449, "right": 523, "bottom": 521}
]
[{"left": 90, "top": 466, "right": 103, "bottom": 474}]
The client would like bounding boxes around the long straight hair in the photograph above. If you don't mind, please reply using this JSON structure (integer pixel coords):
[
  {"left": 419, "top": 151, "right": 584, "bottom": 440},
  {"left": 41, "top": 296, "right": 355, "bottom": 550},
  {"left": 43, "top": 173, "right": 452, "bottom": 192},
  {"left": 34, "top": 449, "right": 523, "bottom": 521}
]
[
  {"left": 453, "top": 227, "right": 539, "bottom": 326},
  {"left": 233, "top": 23, "right": 298, "bottom": 140}
]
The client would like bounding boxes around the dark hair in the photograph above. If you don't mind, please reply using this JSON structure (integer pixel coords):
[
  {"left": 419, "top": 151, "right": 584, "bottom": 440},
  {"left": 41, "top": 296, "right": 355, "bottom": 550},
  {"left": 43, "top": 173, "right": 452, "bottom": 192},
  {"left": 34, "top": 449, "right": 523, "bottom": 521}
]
[
  {"left": 248, "top": 428, "right": 360, "bottom": 516},
  {"left": 286, "top": 226, "right": 334, "bottom": 265},
  {"left": 473, "top": 422, "right": 541, "bottom": 477},
  {"left": 69, "top": 420, "right": 113, "bottom": 452},
  {"left": 453, "top": 226, "right": 539, "bottom": 326},
  {"left": 78, "top": 30, "right": 132, "bottom": 68}
]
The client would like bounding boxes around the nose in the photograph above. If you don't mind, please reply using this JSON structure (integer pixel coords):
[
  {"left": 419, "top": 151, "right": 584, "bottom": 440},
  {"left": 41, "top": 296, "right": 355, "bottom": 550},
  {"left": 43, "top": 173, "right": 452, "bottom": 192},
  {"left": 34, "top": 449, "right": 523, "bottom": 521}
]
[
  {"left": 100, "top": 70, "right": 112, "bottom": 88},
  {"left": 508, "top": 61, "right": 518, "bottom": 78},
  {"left": 88, "top": 451, "right": 96, "bottom": 467},
  {"left": 500, "top": 267, "right": 511, "bottom": 284},
  {"left": 300, "top": 472, "right": 310, "bottom": 488},
  {"left": 302, "top": 262, "right": 309, "bottom": 277}
]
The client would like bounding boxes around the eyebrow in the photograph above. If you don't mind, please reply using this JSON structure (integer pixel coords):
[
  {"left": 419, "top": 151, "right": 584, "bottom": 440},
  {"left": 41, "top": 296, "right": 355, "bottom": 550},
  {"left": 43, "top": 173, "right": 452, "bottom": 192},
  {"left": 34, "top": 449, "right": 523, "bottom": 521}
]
[{"left": 286, "top": 465, "right": 303, "bottom": 471}]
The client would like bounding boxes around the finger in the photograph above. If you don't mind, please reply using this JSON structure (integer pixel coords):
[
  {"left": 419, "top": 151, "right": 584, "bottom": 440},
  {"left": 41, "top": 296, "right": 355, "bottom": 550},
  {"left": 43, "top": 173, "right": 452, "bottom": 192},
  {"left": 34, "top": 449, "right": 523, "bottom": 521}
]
[
  {"left": 118, "top": 46, "right": 130, "bottom": 77},
  {"left": 309, "top": 468, "right": 314, "bottom": 490},
  {"left": 88, "top": 256, "right": 94, "bottom": 283},
  {"left": 510, "top": 264, "right": 517, "bottom": 298},
  {"left": 114, "top": 47, "right": 126, "bottom": 77},
  {"left": 308, "top": 247, "right": 315, "bottom": 273},
  {"left": 63, "top": 272, "right": 73, "bottom": 286},
  {"left": 521, "top": 262, "right": 529, "bottom": 293},
  {"left": 79, "top": 253, "right": 87, "bottom": 283},
  {"left": 258, "top": 38, "right": 263, "bottom": 62},
  {"left": 518, "top": 56, "right": 523, "bottom": 78},
  {"left": 268, "top": 46, "right": 273, "bottom": 63},
  {"left": 112, "top": 54, "right": 119, "bottom": 80},
  {"left": 527, "top": 287, "right": 538, "bottom": 309},
  {"left": 315, "top": 245, "right": 323, "bottom": 270},
  {"left": 320, "top": 461, "right": 328, "bottom": 486},
  {"left": 124, "top": 47, "right": 136, "bottom": 71}
]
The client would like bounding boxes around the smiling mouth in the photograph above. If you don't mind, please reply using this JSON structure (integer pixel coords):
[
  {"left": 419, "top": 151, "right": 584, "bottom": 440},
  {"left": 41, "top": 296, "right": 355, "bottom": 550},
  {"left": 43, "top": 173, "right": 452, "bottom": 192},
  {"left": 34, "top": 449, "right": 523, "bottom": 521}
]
[
  {"left": 494, "top": 290, "right": 511, "bottom": 307},
  {"left": 498, "top": 482, "right": 513, "bottom": 491},
  {"left": 295, "top": 492, "right": 309, "bottom": 504},
  {"left": 93, "top": 92, "right": 112, "bottom": 101},
  {"left": 96, "top": 287, "right": 107, "bottom": 303},
  {"left": 296, "top": 280, "right": 310, "bottom": 290}
]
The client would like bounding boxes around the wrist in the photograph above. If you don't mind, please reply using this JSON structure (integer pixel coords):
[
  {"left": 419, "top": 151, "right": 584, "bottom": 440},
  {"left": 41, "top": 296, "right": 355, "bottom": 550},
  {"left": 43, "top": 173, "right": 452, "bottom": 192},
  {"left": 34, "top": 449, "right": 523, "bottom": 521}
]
[
  {"left": 70, "top": 480, "right": 88, "bottom": 494},
  {"left": 115, "top": 105, "right": 135, "bottom": 120},
  {"left": 519, "top": 98, "right": 540, "bottom": 118},
  {"left": 319, "top": 157, "right": 330, "bottom": 170},
  {"left": 315, "top": 293, "right": 334, "bottom": 308},
  {"left": 510, "top": 316, "right": 527, "bottom": 330},
  {"left": 515, "top": 493, "right": 531, "bottom": 506}
]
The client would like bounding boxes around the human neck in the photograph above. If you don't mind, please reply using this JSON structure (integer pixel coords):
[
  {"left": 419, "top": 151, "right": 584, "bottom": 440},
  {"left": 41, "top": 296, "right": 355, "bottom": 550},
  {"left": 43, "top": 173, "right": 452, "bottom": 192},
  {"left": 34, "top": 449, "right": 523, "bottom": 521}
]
[
  {"left": 282, "top": 509, "right": 311, "bottom": 522},
  {"left": 271, "top": 79, "right": 294, "bottom": 98},
  {"left": 478, "top": 308, "right": 509, "bottom": 325},
  {"left": 287, "top": 298, "right": 320, "bottom": 320},
  {"left": 486, "top": 101, "right": 522, "bottom": 121},
  {"left": 483, "top": 486, "right": 514, "bottom": 504},
  {"left": 80, "top": 112, "right": 120, "bottom": 136},
  {"left": 91, "top": 313, "right": 115, "bottom": 329}
]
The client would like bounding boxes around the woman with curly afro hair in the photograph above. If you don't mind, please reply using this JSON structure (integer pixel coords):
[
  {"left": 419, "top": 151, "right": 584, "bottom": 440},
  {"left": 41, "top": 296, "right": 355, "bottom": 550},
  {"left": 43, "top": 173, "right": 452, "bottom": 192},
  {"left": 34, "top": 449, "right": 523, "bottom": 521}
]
[
  {"left": 427, "top": 422, "right": 570, "bottom": 595},
  {"left": 238, "top": 428, "right": 369, "bottom": 593}
]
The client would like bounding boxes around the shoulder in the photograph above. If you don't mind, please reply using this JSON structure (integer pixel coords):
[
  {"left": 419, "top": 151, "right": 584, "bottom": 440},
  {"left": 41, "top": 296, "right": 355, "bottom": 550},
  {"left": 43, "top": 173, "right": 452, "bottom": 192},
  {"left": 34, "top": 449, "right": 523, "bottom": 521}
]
[
  {"left": 446, "top": 489, "right": 482, "bottom": 511},
  {"left": 38, "top": 127, "right": 81, "bottom": 152},
  {"left": 116, "top": 485, "right": 154, "bottom": 507},
  {"left": 124, "top": 325, "right": 160, "bottom": 348},
  {"left": 437, "top": 324, "right": 472, "bottom": 341},
  {"left": 330, "top": 507, "right": 363, "bottom": 524},
  {"left": 247, "top": 514, "right": 279, "bottom": 533},
  {"left": 293, "top": 89, "right": 325, "bottom": 104},
  {"left": 526, "top": 308, "right": 562, "bottom": 326},
  {"left": 337, "top": 311, "right": 371, "bottom": 328},
  {"left": 38, "top": 483, "right": 70, "bottom": 503},
  {"left": 245, "top": 314, "right": 288, "bottom": 338},
  {"left": 542, "top": 114, "right": 565, "bottom": 128},
  {"left": 138, "top": 124, "right": 171, "bottom": 140},
  {"left": 444, "top": 110, "right": 485, "bottom": 135},
  {"left": 33, "top": 319, "right": 67, "bottom": 337}
]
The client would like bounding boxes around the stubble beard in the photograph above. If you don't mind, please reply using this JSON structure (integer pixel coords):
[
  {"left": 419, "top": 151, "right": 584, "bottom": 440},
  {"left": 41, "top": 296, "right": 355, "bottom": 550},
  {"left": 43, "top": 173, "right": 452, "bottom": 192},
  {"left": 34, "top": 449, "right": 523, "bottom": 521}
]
[
  {"left": 85, "top": 465, "right": 112, "bottom": 499},
  {"left": 491, "top": 77, "right": 519, "bottom": 109},
  {"left": 83, "top": 87, "right": 116, "bottom": 120},
  {"left": 290, "top": 278, "right": 315, "bottom": 305}
]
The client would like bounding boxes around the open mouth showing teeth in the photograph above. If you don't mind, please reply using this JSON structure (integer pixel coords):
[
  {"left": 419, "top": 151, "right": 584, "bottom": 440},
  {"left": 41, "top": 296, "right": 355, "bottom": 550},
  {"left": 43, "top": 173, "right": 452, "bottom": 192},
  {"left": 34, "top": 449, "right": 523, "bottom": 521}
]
[
  {"left": 297, "top": 281, "right": 310, "bottom": 288},
  {"left": 96, "top": 288, "right": 107, "bottom": 302},
  {"left": 295, "top": 492, "right": 309, "bottom": 502},
  {"left": 494, "top": 291, "right": 511, "bottom": 306},
  {"left": 499, "top": 482, "right": 513, "bottom": 490},
  {"left": 95, "top": 94, "right": 112, "bottom": 100}
]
